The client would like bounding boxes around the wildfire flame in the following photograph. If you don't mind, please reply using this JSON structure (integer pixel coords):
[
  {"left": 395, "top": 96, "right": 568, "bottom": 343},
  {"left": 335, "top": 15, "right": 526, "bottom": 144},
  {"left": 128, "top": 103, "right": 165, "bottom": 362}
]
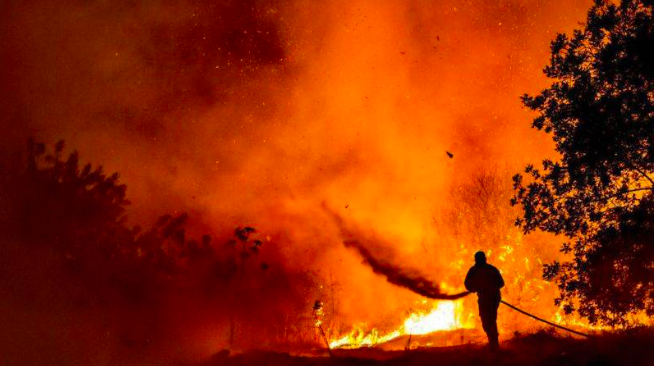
[{"left": 329, "top": 299, "right": 472, "bottom": 349}]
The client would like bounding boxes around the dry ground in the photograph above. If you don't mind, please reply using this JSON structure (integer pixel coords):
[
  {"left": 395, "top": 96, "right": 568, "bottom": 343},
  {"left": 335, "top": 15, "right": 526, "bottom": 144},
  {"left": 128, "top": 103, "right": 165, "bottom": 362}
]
[{"left": 195, "top": 328, "right": 653, "bottom": 366}]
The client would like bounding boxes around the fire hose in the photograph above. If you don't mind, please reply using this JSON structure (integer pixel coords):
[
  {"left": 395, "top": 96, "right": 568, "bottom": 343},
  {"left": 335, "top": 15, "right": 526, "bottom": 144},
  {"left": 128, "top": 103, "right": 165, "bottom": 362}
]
[
  {"left": 401, "top": 298, "right": 591, "bottom": 353},
  {"left": 450, "top": 292, "right": 591, "bottom": 337},
  {"left": 499, "top": 299, "right": 591, "bottom": 338}
]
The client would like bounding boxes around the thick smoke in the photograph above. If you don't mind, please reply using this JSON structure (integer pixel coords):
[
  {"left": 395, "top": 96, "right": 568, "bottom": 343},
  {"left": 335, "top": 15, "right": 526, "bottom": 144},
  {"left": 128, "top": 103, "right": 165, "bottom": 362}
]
[{"left": 0, "top": 0, "right": 594, "bottom": 364}]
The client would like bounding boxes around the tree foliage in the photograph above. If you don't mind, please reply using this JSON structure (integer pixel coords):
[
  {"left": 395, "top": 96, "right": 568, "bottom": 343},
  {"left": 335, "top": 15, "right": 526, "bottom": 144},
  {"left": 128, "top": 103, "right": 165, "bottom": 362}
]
[{"left": 512, "top": 0, "right": 653, "bottom": 326}]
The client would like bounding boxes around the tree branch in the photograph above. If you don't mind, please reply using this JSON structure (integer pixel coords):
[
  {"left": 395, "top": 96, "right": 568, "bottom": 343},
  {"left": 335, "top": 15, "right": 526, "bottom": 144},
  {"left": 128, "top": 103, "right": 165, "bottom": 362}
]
[
  {"left": 600, "top": 187, "right": 653, "bottom": 202},
  {"left": 634, "top": 166, "right": 654, "bottom": 186}
]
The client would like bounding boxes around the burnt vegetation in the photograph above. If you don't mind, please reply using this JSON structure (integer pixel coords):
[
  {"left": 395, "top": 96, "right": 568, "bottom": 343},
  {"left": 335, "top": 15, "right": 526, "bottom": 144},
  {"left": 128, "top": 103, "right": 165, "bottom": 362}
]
[{"left": 512, "top": 0, "right": 654, "bottom": 326}]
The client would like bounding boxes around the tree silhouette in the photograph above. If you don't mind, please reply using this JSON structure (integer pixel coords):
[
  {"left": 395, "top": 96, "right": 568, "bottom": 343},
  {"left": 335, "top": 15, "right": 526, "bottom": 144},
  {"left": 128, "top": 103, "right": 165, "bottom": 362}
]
[
  {"left": 512, "top": 0, "right": 653, "bottom": 326},
  {"left": 14, "top": 139, "right": 131, "bottom": 258},
  {"left": 1, "top": 139, "right": 328, "bottom": 351}
]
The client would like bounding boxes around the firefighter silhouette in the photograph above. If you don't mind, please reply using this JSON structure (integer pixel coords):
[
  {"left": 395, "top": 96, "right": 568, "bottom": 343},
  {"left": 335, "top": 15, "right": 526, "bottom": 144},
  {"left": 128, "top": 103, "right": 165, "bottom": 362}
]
[{"left": 464, "top": 251, "right": 504, "bottom": 350}]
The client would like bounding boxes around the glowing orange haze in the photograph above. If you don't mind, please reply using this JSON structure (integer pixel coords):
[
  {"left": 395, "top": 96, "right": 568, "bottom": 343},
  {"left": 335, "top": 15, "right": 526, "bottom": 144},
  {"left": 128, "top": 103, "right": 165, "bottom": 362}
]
[{"left": 2, "top": 0, "right": 598, "bottom": 350}]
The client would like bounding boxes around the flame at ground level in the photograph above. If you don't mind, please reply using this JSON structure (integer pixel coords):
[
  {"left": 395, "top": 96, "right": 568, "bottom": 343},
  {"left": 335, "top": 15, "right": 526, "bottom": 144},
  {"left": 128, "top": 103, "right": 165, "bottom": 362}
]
[{"left": 329, "top": 300, "right": 472, "bottom": 349}]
